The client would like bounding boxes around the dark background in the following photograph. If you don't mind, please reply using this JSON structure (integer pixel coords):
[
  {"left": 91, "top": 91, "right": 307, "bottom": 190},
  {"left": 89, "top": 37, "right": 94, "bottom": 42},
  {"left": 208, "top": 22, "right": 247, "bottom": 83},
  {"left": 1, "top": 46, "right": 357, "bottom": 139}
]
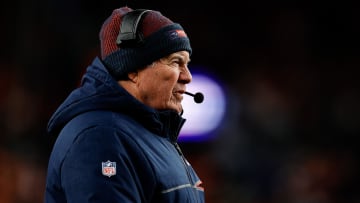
[{"left": 1, "top": 0, "right": 360, "bottom": 202}]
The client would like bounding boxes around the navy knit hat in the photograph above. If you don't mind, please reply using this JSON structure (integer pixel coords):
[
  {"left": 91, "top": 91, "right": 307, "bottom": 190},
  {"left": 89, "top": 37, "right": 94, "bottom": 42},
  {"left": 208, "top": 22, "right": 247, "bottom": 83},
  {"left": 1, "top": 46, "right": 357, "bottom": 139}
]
[{"left": 99, "top": 7, "right": 192, "bottom": 80}]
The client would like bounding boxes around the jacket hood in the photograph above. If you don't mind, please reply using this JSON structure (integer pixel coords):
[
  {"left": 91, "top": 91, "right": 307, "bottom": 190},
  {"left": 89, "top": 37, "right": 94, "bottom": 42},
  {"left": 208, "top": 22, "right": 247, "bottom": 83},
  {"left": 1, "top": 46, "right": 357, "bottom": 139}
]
[{"left": 47, "top": 57, "right": 185, "bottom": 141}]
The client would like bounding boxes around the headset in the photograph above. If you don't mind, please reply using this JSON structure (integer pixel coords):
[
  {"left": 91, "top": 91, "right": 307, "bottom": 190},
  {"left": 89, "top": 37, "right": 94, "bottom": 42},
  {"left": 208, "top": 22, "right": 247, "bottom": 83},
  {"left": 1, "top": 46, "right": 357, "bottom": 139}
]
[{"left": 116, "top": 9, "right": 151, "bottom": 47}]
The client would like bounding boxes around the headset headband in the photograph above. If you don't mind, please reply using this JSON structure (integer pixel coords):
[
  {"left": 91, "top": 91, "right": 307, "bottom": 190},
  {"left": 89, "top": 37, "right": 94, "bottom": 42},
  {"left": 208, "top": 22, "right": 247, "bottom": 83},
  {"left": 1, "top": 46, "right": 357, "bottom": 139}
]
[{"left": 116, "top": 9, "right": 151, "bottom": 47}]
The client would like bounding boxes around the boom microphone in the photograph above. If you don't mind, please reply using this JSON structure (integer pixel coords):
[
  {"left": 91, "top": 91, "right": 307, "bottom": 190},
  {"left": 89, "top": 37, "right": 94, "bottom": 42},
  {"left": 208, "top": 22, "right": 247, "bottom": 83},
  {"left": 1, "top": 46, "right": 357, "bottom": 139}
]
[{"left": 184, "top": 91, "right": 204, "bottom": 104}]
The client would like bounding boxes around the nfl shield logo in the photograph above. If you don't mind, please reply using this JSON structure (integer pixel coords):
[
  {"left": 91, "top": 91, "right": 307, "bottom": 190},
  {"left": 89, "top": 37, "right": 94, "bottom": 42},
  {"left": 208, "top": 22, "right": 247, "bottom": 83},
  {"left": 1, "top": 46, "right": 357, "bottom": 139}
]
[{"left": 102, "top": 160, "right": 116, "bottom": 177}]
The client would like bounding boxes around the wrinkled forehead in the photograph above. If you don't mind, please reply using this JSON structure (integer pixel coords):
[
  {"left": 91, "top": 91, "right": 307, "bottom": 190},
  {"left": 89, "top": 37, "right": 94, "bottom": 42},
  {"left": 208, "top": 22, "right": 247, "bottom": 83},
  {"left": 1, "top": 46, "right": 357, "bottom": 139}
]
[{"left": 160, "top": 51, "right": 191, "bottom": 63}]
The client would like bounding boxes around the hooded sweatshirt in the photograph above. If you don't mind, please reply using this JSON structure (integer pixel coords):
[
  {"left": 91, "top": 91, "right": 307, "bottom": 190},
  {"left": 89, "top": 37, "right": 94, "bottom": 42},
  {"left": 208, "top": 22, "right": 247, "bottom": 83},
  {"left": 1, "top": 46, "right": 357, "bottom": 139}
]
[{"left": 44, "top": 57, "right": 205, "bottom": 203}]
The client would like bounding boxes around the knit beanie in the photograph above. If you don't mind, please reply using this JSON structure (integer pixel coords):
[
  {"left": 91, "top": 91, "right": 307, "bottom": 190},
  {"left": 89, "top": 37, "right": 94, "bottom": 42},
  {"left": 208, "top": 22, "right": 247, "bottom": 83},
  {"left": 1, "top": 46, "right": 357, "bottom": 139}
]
[{"left": 99, "top": 7, "right": 192, "bottom": 80}]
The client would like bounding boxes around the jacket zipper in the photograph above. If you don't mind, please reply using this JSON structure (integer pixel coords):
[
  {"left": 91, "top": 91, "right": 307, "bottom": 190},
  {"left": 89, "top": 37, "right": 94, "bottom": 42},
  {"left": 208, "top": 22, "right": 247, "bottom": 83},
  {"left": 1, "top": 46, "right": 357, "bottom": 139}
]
[{"left": 173, "top": 142, "right": 199, "bottom": 202}]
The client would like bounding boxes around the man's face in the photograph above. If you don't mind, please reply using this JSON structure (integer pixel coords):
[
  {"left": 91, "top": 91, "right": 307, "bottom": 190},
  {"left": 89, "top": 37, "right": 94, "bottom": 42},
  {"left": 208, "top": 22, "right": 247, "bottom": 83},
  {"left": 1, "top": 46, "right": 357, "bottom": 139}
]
[{"left": 135, "top": 51, "right": 192, "bottom": 113}]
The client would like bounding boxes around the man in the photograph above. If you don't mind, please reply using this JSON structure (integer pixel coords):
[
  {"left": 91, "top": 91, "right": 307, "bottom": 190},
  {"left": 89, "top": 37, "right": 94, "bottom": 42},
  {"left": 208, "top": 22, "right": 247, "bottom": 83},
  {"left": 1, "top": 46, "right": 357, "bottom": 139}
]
[{"left": 44, "top": 6, "right": 205, "bottom": 203}]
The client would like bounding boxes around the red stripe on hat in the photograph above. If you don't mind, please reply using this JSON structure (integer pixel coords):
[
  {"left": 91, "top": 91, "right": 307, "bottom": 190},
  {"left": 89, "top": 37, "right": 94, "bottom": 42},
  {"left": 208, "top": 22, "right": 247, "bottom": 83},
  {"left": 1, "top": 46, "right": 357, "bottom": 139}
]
[{"left": 176, "top": 30, "right": 187, "bottom": 38}]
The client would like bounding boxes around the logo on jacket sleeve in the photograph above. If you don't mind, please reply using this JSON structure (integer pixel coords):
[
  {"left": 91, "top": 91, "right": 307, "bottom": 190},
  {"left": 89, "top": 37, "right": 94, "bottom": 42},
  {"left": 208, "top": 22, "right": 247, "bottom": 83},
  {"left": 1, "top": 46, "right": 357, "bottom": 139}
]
[{"left": 102, "top": 160, "right": 116, "bottom": 177}]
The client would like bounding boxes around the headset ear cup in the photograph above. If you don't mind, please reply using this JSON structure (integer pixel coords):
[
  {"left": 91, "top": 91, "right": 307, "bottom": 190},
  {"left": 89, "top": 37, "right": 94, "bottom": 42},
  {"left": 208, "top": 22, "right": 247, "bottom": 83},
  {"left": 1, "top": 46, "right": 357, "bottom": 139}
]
[{"left": 116, "top": 9, "right": 150, "bottom": 47}]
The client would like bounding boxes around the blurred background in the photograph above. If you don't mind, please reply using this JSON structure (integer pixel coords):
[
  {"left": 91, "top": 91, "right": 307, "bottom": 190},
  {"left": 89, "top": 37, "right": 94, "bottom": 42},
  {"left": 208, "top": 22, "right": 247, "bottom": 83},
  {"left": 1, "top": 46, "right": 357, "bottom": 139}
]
[{"left": 1, "top": 0, "right": 360, "bottom": 202}]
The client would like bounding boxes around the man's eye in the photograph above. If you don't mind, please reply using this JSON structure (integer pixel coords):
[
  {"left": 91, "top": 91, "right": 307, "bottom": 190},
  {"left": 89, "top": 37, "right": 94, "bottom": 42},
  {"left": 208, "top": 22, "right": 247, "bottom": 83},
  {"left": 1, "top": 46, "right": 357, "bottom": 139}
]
[{"left": 171, "top": 60, "right": 181, "bottom": 66}]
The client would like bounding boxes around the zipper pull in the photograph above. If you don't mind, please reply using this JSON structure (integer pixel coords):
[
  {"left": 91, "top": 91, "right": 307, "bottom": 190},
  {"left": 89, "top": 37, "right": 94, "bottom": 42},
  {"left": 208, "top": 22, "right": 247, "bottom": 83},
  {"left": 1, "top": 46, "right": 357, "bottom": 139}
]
[{"left": 173, "top": 142, "right": 183, "bottom": 156}]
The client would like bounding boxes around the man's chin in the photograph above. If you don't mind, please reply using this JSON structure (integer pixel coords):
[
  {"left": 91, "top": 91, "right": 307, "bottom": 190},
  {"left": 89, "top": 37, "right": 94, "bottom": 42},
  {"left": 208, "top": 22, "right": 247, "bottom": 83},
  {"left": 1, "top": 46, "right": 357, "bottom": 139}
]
[{"left": 167, "top": 103, "right": 182, "bottom": 114}]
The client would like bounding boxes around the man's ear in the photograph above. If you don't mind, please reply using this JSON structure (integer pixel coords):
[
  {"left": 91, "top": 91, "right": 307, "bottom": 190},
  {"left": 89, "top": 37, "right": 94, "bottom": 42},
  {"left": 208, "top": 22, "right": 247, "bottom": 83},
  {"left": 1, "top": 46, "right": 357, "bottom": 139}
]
[{"left": 127, "top": 72, "right": 138, "bottom": 83}]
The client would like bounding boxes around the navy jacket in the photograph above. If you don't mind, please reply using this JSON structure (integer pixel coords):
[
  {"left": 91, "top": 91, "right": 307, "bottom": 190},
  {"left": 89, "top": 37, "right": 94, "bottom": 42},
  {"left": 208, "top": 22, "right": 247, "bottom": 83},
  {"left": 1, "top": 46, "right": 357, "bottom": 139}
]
[{"left": 44, "top": 57, "right": 205, "bottom": 203}]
